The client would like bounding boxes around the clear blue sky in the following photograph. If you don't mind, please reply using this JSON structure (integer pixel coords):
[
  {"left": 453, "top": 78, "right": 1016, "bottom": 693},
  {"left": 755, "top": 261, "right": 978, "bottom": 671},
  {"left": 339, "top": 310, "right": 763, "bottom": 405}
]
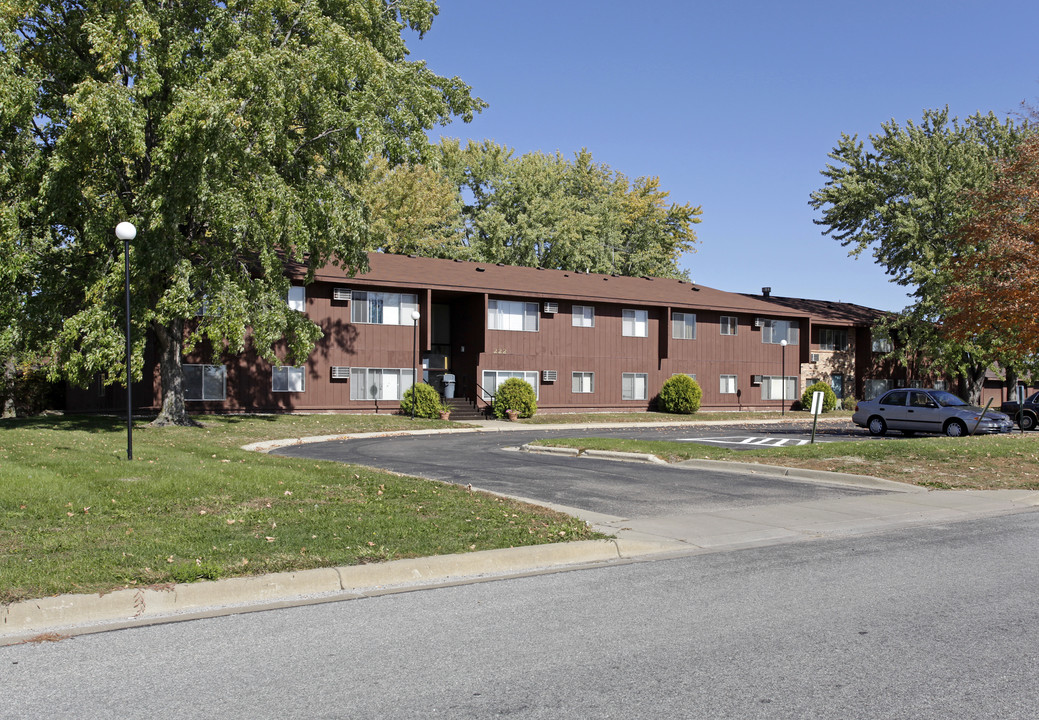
[{"left": 407, "top": 0, "right": 1039, "bottom": 312}]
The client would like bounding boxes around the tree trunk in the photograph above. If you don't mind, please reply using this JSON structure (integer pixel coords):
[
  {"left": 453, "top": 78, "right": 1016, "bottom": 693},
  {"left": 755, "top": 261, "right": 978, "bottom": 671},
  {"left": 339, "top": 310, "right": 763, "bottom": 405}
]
[
  {"left": 961, "top": 364, "right": 988, "bottom": 406},
  {"left": 1005, "top": 365, "right": 1019, "bottom": 402},
  {"left": 150, "top": 319, "right": 201, "bottom": 427},
  {"left": 2, "top": 359, "right": 15, "bottom": 418}
]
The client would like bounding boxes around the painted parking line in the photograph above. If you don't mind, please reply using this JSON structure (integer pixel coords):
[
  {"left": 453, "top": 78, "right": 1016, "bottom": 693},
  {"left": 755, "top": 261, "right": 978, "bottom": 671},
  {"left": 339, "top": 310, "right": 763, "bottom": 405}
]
[{"left": 677, "top": 435, "right": 817, "bottom": 447}]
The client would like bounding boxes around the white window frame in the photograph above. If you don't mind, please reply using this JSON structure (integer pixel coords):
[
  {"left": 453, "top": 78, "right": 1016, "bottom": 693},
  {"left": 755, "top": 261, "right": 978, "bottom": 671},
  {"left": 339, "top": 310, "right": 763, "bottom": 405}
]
[
  {"left": 349, "top": 367, "right": 415, "bottom": 401},
  {"left": 761, "top": 375, "right": 798, "bottom": 401},
  {"left": 872, "top": 334, "right": 893, "bottom": 353},
  {"left": 820, "top": 328, "right": 848, "bottom": 351},
  {"left": 481, "top": 370, "right": 540, "bottom": 401},
  {"left": 351, "top": 291, "right": 419, "bottom": 326},
  {"left": 287, "top": 285, "right": 306, "bottom": 312},
  {"left": 720, "top": 316, "right": 738, "bottom": 336},
  {"left": 672, "top": 373, "right": 697, "bottom": 381},
  {"left": 572, "top": 372, "right": 594, "bottom": 394},
  {"left": 183, "top": 364, "right": 227, "bottom": 401},
  {"left": 865, "top": 379, "right": 895, "bottom": 399},
  {"left": 488, "top": 299, "right": 539, "bottom": 332},
  {"left": 272, "top": 366, "right": 305, "bottom": 393},
  {"left": 762, "top": 318, "right": 799, "bottom": 345},
  {"left": 572, "top": 305, "right": 595, "bottom": 328},
  {"left": 621, "top": 372, "right": 648, "bottom": 401},
  {"left": 622, "top": 309, "right": 648, "bottom": 337},
  {"left": 719, "top": 374, "right": 737, "bottom": 394},
  {"left": 672, "top": 312, "right": 696, "bottom": 340}
]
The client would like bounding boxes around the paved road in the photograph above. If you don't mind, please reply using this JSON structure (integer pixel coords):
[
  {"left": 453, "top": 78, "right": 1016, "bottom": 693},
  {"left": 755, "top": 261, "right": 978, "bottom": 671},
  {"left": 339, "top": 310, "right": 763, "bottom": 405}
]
[
  {"left": 5, "top": 512, "right": 1038, "bottom": 719},
  {"left": 272, "top": 425, "right": 881, "bottom": 519}
]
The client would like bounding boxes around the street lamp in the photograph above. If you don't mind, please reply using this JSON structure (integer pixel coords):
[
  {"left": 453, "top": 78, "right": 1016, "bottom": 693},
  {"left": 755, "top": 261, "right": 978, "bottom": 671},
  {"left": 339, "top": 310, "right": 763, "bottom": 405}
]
[
  {"left": 115, "top": 221, "right": 137, "bottom": 460},
  {"left": 780, "top": 339, "right": 788, "bottom": 417},
  {"left": 410, "top": 309, "right": 421, "bottom": 419}
]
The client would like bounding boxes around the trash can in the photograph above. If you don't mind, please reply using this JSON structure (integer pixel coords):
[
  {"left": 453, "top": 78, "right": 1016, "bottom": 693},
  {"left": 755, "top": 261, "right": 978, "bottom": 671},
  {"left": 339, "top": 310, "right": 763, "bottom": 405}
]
[{"left": 442, "top": 373, "right": 456, "bottom": 399}]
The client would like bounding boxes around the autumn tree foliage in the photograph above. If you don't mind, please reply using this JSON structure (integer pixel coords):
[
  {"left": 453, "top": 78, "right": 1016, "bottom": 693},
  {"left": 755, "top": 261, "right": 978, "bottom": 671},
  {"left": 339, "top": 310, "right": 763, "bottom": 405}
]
[{"left": 944, "top": 133, "right": 1039, "bottom": 362}]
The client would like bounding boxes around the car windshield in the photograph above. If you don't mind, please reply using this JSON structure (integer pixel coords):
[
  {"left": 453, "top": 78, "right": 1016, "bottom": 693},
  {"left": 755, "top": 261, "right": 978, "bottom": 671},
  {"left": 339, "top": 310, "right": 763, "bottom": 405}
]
[{"left": 930, "top": 390, "right": 968, "bottom": 408}]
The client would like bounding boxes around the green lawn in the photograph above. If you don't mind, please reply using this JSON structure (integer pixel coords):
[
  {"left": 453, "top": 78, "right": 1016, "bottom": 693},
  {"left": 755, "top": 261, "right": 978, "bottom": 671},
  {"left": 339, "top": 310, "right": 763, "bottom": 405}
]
[
  {"left": 531, "top": 431, "right": 1039, "bottom": 491},
  {"left": 0, "top": 414, "right": 602, "bottom": 605}
]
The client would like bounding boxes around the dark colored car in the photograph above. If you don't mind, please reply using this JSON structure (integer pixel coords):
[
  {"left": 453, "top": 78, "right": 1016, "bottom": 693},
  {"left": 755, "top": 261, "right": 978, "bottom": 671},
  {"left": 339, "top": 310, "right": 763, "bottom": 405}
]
[
  {"left": 1000, "top": 391, "right": 1039, "bottom": 431},
  {"left": 852, "top": 388, "right": 1014, "bottom": 437}
]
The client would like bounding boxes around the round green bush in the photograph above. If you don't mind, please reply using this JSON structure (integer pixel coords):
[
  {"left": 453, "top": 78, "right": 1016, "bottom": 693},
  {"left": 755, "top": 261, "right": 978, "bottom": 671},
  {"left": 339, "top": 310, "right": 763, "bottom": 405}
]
[
  {"left": 400, "top": 382, "right": 447, "bottom": 419},
  {"left": 658, "top": 374, "right": 702, "bottom": 414},
  {"left": 492, "top": 378, "right": 537, "bottom": 419},
  {"left": 801, "top": 381, "right": 838, "bottom": 413}
]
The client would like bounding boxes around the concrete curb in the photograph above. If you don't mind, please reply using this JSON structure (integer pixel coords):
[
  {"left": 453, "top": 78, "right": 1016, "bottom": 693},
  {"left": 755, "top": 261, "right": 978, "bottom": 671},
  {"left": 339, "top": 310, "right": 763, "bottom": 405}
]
[{"left": 1, "top": 539, "right": 678, "bottom": 645}]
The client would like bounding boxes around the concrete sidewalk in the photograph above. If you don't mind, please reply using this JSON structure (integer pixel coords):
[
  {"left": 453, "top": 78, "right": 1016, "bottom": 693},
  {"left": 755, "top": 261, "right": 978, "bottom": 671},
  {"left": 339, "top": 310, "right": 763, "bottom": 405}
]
[{"left": 6, "top": 419, "right": 1038, "bottom": 645}]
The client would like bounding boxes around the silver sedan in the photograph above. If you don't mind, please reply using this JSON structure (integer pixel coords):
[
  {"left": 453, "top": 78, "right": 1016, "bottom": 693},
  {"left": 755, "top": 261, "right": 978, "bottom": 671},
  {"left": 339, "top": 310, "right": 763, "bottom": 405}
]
[{"left": 852, "top": 388, "right": 1015, "bottom": 437}]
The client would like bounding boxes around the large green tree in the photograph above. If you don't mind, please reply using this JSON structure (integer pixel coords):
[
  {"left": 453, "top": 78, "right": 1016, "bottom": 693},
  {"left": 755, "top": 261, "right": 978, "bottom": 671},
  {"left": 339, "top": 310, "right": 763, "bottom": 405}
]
[
  {"left": 438, "top": 140, "right": 701, "bottom": 278},
  {"left": 809, "top": 108, "right": 1027, "bottom": 401},
  {"left": 0, "top": 0, "right": 482, "bottom": 425}
]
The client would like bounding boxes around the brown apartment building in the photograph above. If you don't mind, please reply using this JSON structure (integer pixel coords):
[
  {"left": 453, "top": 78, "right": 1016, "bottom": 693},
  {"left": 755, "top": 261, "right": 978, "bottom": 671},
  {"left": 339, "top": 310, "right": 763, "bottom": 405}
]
[{"left": 69, "top": 252, "right": 914, "bottom": 416}]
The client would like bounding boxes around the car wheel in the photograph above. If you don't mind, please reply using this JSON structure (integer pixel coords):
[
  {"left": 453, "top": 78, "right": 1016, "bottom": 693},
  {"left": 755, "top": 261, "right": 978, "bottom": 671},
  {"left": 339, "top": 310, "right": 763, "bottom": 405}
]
[
  {"left": 945, "top": 419, "right": 968, "bottom": 437},
  {"left": 868, "top": 416, "right": 887, "bottom": 436},
  {"left": 1021, "top": 414, "right": 1037, "bottom": 431}
]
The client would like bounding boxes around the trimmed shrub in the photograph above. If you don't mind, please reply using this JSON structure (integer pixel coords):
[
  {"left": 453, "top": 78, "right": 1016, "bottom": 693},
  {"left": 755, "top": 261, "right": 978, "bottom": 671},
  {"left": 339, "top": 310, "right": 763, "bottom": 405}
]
[
  {"left": 801, "top": 381, "right": 838, "bottom": 413},
  {"left": 658, "top": 374, "right": 702, "bottom": 414},
  {"left": 400, "top": 382, "right": 447, "bottom": 419},
  {"left": 492, "top": 378, "right": 537, "bottom": 419}
]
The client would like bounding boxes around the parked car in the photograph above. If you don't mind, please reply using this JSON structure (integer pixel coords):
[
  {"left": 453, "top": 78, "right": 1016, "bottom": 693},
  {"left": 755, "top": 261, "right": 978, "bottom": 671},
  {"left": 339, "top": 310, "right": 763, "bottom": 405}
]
[
  {"left": 852, "top": 388, "right": 1015, "bottom": 437},
  {"left": 1000, "top": 391, "right": 1039, "bottom": 431}
]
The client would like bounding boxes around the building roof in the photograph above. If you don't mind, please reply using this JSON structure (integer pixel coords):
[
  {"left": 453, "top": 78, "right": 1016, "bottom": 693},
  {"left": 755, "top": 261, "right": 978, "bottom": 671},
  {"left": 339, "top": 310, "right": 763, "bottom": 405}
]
[
  {"left": 739, "top": 292, "right": 889, "bottom": 326},
  {"left": 312, "top": 253, "right": 803, "bottom": 317}
]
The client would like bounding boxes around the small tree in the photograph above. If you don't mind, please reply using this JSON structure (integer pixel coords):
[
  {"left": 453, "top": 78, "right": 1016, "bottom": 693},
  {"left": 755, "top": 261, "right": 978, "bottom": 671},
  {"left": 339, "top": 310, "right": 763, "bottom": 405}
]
[
  {"left": 400, "top": 383, "right": 447, "bottom": 420},
  {"left": 800, "top": 381, "right": 838, "bottom": 413},
  {"left": 658, "top": 375, "right": 702, "bottom": 414},
  {"left": 492, "top": 378, "right": 537, "bottom": 419}
]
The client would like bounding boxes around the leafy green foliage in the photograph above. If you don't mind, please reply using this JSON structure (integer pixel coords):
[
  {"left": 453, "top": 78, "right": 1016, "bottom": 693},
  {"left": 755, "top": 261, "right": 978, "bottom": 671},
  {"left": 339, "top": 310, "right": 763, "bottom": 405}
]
[
  {"left": 658, "top": 375, "right": 702, "bottom": 414},
  {"left": 437, "top": 140, "right": 701, "bottom": 278},
  {"left": 809, "top": 108, "right": 1028, "bottom": 401},
  {"left": 800, "top": 381, "right": 837, "bottom": 413},
  {"left": 0, "top": 1, "right": 484, "bottom": 424},
  {"left": 399, "top": 382, "right": 447, "bottom": 419},
  {"left": 492, "top": 378, "right": 537, "bottom": 419}
]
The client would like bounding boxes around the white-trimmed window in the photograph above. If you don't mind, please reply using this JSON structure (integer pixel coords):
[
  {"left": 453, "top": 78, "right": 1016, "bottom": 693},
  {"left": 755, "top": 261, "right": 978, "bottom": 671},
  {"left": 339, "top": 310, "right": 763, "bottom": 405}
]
[
  {"left": 820, "top": 328, "right": 848, "bottom": 351},
  {"left": 349, "top": 368, "right": 415, "bottom": 401},
  {"left": 622, "top": 309, "right": 648, "bottom": 337},
  {"left": 488, "top": 300, "right": 539, "bottom": 332},
  {"left": 720, "top": 374, "right": 737, "bottom": 394},
  {"left": 720, "top": 316, "right": 738, "bottom": 336},
  {"left": 272, "top": 366, "right": 305, "bottom": 393},
  {"left": 872, "top": 333, "right": 893, "bottom": 353},
  {"left": 672, "top": 373, "right": 697, "bottom": 381},
  {"left": 287, "top": 285, "right": 306, "bottom": 312},
  {"left": 195, "top": 297, "right": 222, "bottom": 317},
  {"left": 762, "top": 318, "right": 799, "bottom": 345},
  {"left": 572, "top": 372, "right": 594, "bottom": 393},
  {"left": 351, "top": 291, "right": 419, "bottom": 326},
  {"left": 865, "top": 379, "right": 895, "bottom": 399},
  {"left": 184, "top": 364, "right": 226, "bottom": 401},
  {"left": 622, "top": 372, "right": 648, "bottom": 401},
  {"left": 761, "top": 376, "right": 798, "bottom": 401},
  {"left": 673, "top": 312, "right": 696, "bottom": 340},
  {"left": 572, "top": 305, "right": 595, "bottom": 328},
  {"left": 482, "top": 370, "right": 539, "bottom": 400}
]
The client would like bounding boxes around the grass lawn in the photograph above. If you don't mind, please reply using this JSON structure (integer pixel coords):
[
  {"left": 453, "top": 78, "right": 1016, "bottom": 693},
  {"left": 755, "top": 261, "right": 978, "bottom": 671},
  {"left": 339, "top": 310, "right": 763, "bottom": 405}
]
[
  {"left": 531, "top": 430, "right": 1039, "bottom": 491},
  {"left": 0, "top": 414, "right": 603, "bottom": 605}
]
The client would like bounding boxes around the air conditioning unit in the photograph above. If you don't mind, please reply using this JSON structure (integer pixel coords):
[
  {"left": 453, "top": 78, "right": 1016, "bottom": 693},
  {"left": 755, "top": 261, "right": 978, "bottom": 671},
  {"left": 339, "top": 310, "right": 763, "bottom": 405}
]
[
  {"left": 333, "top": 287, "right": 351, "bottom": 301},
  {"left": 751, "top": 375, "right": 763, "bottom": 385},
  {"left": 543, "top": 301, "right": 559, "bottom": 314},
  {"left": 331, "top": 366, "right": 350, "bottom": 380},
  {"left": 542, "top": 370, "right": 557, "bottom": 382},
  {"left": 753, "top": 318, "right": 765, "bottom": 328},
  {"left": 810, "top": 353, "right": 820, "bottom": 363}
]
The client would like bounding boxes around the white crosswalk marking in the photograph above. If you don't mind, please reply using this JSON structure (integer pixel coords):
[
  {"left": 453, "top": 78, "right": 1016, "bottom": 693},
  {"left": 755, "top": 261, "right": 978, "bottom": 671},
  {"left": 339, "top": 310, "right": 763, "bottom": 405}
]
[{"left": 678, "top": 436, "right": 814, "bottom": 447}]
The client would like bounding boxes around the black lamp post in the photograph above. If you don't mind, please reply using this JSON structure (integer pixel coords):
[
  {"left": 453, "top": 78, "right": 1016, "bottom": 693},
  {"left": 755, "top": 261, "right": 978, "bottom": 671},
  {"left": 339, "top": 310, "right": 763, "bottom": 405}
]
[
  {"left": 116, "top": 221, "right": 136, "bottom": 460},
  {"left": 780, "top": 339, "right": 788, "bottom": 416},
  {"left": 410, "top": 309, "right": 421, "bottom": 419}
]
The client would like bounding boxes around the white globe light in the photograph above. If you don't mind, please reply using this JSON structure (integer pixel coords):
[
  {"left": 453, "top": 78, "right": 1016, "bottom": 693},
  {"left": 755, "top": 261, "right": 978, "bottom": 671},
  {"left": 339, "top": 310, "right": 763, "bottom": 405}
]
[
  {"left": 115, "top": 222, "right": 137, "bottom": 241},
  {"left": 411, "top": 310, "right": 421, "bottom": 321}
]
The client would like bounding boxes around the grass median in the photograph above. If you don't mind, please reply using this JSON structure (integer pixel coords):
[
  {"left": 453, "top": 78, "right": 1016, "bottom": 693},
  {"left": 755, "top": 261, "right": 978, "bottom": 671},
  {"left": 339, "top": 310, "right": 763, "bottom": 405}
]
[
  {"left": 530, "top": 430, "right": 1039, "bottom": 491},
  {"left": 0, "top": 414, "right": 603, "bottom": 605}
]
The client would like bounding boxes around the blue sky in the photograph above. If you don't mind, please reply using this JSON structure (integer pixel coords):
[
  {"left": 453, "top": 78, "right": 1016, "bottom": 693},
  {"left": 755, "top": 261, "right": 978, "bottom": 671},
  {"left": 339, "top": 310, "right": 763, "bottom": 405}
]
[{"left": 407, "top": 0, "right": 1039, "bottom": 311}]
